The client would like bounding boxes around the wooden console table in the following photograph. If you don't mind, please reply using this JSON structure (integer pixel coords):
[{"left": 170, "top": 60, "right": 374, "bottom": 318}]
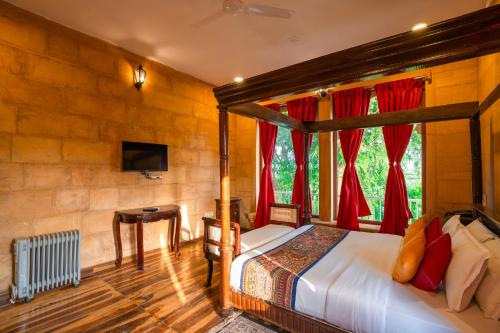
[{"left": 113, "top": 204, "right": 181, "bottom": 270}]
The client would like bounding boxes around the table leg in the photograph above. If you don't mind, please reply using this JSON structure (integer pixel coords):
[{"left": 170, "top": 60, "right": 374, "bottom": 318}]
[
  {"left": 113, "top": 213, "right": 122, "bottom": 268},
  {"left": 137, "top": 219, "right": 144, "bottom": 270},
  {"left": 169, "top": 217, "right": 175, "bottom": 252},
  {"left": 175, "top": 210, "right": 181, "bottom": 257}
]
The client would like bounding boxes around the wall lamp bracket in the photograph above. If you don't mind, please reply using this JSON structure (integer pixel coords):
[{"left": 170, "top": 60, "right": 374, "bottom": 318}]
[{"left": 134, "top": 65, "right": 147, "bottom": 90}]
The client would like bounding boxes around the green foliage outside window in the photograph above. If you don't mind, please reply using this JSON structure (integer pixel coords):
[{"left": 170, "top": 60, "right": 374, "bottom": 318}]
[
  {"left": 272, "top": 112, "right": 320, "bottom": 214},
  {"left": 337, "top": 97, "right": 423, "bottom": 221},
  {"left": 271, "top": 97, "right": 422, "bottom": 221}
]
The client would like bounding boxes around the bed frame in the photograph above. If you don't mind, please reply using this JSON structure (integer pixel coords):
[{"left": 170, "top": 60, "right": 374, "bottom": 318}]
[
  {"left": 472, "top": 206, "right": 500, "bottom": 236},
  {"left": 211, "top": 4, "right": 500, "bottom": 331},
  {"left": 229, "top": 211, "right": 500, "bottom": 333},
  {"left": 228, "top": 219, "right": 350, "bottom": 333},
  {"left": 230, "top": 290, "right": 349, "bottom": 333}
]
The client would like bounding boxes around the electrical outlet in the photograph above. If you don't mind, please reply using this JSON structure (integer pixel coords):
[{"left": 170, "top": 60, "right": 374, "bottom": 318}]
[{"left": 482, "top": 193, "right": 487, "bottom": 206}]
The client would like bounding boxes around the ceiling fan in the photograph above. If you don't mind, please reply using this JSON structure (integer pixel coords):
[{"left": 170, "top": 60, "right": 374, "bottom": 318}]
[{"left": 193, "top": 0, "right": 293, "bottom": 28}]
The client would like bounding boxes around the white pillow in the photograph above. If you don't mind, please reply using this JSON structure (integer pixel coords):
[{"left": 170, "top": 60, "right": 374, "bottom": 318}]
[
  {"left": 466, "top": 219, "right": 497, "bottom": 243},
  {"left": 444, "top": 226, "right": 490, "bottom": 311},
  {"left": 475, "top": 239, "right": 500, "bottom": 319},
  {"left": 443, "top": 215, "right": 462, "bottom": 236}
]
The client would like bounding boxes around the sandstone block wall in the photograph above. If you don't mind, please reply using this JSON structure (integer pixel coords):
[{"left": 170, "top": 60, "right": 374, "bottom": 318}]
[
  {"left": 425, "top": 59, "right": 478, "bottom": 217},
  {"left": 479, "top": 53, "right": 500, "bottom": 212},
  {"left": 229, "top": 114, "right": 257, "bottom": 229},
  {"left": 0, "top": 2, "right": 220, "bottom": 292}
]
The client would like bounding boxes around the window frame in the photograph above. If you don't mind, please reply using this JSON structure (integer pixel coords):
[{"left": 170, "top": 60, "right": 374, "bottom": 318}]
[
  {"left": 332, "top": 102, "right": 427, "bottom": 224},
  {"left": 257, "top": 106, "right": 321, "bottom": 218},
  {"left": 256, "top": 92, "right": 427, "bottom": 224}
]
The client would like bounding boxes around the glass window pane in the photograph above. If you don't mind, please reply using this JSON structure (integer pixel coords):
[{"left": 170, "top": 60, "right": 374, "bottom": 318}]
[
  {"left": 336, "top": 96, "right": 423, "bottom": 223},
  {"left": 310, "top": 133, "right": 319, "bottom": 215},
  {"left": 273, "top": 125, "right": 295, "bottom": 205},
  {"left": 272, "top": 113, "right": 319, "bottom": 215}
]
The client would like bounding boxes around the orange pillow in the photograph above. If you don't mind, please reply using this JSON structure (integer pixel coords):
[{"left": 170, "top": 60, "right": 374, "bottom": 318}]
[
  {"left": 403, "top": 216, "right": 425, "bottom": 245},
  {"left": 393, "top": 226, "right": 426, "bottom": 283}
]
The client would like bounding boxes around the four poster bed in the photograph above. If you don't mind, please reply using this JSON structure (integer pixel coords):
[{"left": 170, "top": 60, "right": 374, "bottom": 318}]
[{"left": 210, "top": 5, "right": 500, "bottom": 333}]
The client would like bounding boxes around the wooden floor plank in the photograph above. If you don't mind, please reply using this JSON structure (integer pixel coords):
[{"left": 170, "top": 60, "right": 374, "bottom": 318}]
[{"left": 0, "top": 241, "right": 223, "bottom": 333}]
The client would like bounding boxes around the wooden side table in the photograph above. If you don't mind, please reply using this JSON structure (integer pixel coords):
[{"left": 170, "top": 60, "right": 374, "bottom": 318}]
[
  {"left": 113, "top": 204, "right": 181, "bottom": 270},
  {"left": 215, "top": 197, "right": 241, "bottom": 223}
]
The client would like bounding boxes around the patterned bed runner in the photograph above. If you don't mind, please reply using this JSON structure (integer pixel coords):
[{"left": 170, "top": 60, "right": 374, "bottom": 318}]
[{"left": 240, "top": 225, "right": 349, "bottom": 309}]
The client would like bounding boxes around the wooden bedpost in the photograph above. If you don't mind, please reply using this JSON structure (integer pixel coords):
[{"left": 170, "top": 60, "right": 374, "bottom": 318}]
[
  {"left": 470, "top": 114, "right": 483, "bottom": 205},
  {"left": 218, "top": 108, "right": 232, "bottom": 314},
  {"left": 304, "top": 132, "right": 312, "bottom": 224}
]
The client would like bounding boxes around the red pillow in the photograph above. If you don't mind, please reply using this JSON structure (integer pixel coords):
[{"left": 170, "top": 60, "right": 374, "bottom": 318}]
[
  {"left": 412, "top": 233, "right": 452, "bottom": 291},
  {"left": 425, "top": 217, "right": 442, "bottom": 246}
]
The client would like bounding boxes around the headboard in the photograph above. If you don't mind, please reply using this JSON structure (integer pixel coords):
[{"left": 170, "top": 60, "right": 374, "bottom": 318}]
[
  {"left": 472, "top": 205, "right": 500, "bottom": 237},
  {"left": 445, "top": 206, "right": 500, "bottom": 237}
]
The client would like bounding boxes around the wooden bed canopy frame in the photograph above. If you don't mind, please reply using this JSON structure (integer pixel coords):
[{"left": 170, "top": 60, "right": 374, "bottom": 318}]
[{"left": 211, "top": 5, "right": 500, "bottom": 332}]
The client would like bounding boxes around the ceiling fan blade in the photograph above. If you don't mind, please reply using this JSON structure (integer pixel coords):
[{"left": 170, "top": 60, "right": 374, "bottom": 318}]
[
  {"left": 244, "top": 3, "right": 293, "bottom": 19},
  {"left": 191, "top": 10, "right": 226, "bottom": 28}
]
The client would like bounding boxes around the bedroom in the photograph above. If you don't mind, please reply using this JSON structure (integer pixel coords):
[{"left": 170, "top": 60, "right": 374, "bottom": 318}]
[{"left": 0, "top": 0, "right": 499, "bottom": 332}]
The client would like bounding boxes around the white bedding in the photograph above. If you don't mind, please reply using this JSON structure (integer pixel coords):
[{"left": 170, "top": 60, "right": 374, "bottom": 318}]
[
  {"left": 207, "top": 223, "right": 294, "bottom": 256},
  {"left": 240, "top": 224, "right": 294, "bottom": 253},
  {"left": 386, "top": 282, "right": 499, "bottom": 333},
  {"left": 230, "top": 226, "right": 499, "bottom": 333}
]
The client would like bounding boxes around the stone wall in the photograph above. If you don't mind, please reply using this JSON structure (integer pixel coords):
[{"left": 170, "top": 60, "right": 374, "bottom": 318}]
[
  {"left": 479, "top": 53, "right": 500, "bottom": 212},
  {"left": 229, "top": 114, "right": 257, "bottom": 229},
  {"left": 0, "top": 2, "right": 219, "bottom": 292},
  {"left": 425, "top": 58, "right": 478, "bottom": 217}
]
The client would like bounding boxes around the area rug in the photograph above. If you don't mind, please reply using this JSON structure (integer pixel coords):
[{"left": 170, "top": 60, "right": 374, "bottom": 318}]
[{"left": 206, "top": 310, "right": 281, "bottom": 333}]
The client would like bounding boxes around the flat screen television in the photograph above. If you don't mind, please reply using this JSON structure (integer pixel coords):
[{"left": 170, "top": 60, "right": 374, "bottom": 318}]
[{"left": 122, "top": 141, "right": 168, "bottom": 172}]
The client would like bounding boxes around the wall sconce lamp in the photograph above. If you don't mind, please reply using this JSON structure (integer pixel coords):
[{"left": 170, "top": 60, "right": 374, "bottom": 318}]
[{"left": 134, "top": 65, "right": 147, "bottom": 90}]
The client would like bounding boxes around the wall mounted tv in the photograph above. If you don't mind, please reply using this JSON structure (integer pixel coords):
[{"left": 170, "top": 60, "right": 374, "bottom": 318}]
[{"left": 122, "top": 141, "right": 168, "bottom": 172}]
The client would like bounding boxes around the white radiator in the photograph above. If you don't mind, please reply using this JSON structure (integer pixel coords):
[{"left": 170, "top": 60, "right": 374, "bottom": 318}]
[{"left": 10, "top": 230, "right": 80, "bottom": 303}]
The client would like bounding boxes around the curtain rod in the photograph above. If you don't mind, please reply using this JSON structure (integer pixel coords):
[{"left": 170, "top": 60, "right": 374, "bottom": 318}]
[{"left": 275, "top": 75, "right": 431, "bottom": 108}]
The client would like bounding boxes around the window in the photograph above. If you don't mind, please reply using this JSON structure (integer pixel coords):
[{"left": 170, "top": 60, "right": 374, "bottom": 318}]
[
  {"left": 272, "top": 109, "right": 319, "bottom": 215},
  {"left": 336, "top": 97, "right": 424, "bottom": 222}
]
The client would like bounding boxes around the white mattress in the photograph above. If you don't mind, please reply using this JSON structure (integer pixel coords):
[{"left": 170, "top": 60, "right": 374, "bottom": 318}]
[
  {"left": 231, "top": 226, "right": 499, "bottom": 333},
  {"left": 240, "top": 224, "right": 295, "bottom": 253},
  {"left": 207, "top": 223, "right": 294, "bottom": 256}
]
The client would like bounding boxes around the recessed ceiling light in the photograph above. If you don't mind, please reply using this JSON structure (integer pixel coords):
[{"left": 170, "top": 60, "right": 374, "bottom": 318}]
[
  {"left": 234, "top": 76, "right": 244, "bottom": 83},
  {"left": 412, "top": 22, "right": 427, "bottom": 31}
]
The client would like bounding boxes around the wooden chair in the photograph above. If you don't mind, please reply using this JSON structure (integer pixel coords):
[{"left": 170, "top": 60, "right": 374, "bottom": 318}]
[
  {"left": 202, "top": 217, "right": 240, "bottom": 287},
  {"left": 202, "top": 203, "right": 299, "bottom": 287},
  {"left": 269, "top": 203, "right": 300, "bottom": 227}
]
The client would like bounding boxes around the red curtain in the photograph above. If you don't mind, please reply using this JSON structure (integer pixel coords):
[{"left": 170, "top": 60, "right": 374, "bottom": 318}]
[
  {"left": 332, "top": 88, "right": 372, "bottom": 231},
  {"left": 375, "top": 78, "right": 424, "bottom": 236},
  {"left": 287, "top": 97, "right": 317, "bottom": 227},
  {"left": 255, "top": 104, "right": 280, "bottom": 228}
]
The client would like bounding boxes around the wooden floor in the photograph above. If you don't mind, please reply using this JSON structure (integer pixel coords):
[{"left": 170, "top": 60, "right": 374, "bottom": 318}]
[{"left": 0, "top": 240, "right": 224, "bottom": 333}]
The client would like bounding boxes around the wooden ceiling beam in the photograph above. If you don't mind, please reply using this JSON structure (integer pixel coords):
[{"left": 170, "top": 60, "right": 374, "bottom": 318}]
[
  {"left": 226, "top": 103, "right": 306, "bottom": 132},
  {"left": 214, "top": 5, "right": 500, "bottom": 108},
  {"left": 479, "top": 83, "right": 500, "bottom": 115},
  {"left": 306, "top": 102, "right": 479, "bottom": 133}
]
